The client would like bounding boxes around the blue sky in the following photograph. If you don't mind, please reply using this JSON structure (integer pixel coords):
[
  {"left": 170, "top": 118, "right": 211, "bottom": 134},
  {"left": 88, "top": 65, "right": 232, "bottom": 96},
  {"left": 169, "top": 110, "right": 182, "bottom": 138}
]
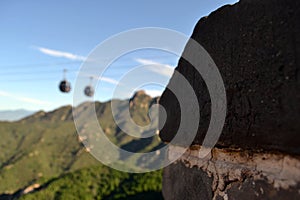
[{"left": 0, "top": 0, "right": 238, "bottom": 111}]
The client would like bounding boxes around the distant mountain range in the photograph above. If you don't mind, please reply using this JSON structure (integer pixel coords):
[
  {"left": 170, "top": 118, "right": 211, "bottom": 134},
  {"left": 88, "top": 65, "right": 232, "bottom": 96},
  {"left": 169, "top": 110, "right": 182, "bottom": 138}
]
[
  {"left": 0, "top": 109, "right": 36, "bottom": 122},
  {"left": 0, "top": 91, "right": 163, "bottom": 199}
]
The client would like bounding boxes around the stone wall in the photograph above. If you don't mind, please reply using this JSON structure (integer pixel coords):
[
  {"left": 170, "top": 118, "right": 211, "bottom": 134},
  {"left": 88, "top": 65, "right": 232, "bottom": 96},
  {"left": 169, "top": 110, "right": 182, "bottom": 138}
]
[{"left": 159, "top": 0, "right": 300, "bottom": 199}]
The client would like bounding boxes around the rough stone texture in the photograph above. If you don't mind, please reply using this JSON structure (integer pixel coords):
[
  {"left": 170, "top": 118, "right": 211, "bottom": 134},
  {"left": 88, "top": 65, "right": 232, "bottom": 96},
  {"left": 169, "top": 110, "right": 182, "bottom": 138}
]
[
  {"left": 163, "top": 162, "right": 300, "bottom": 200},
  {"left": 159, "top": 0, "right": 300, "bottom": 154},
  {"left": 160, "top": 0, "right": 300, "bottom": 199},
  {"left": 225, "top": 179, "right": 300, "bottom": 200},
  {"left": 164, "top": 145, "right": 300, "bottom": 199},
  {"left": 163, "top": 162, "right": 213, "bottom": 200}
]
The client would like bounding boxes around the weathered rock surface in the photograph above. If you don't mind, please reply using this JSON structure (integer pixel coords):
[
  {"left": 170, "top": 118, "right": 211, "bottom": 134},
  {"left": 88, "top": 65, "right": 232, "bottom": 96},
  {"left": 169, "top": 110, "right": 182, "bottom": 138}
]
[
  {"left": 159, "top": 0, "right": 300, "bottom": 199},
  {"left": 163, "top": 145, "right": 300, "bottom": 199},
  {"left": 163, "top": 162, "right": 213, "bottom": 200},
  {"left": 159, "top": 0, "right": 300, "bottom": 154},
  {"left": 163, "top": 161, "right": 300, "bottom": 200}
]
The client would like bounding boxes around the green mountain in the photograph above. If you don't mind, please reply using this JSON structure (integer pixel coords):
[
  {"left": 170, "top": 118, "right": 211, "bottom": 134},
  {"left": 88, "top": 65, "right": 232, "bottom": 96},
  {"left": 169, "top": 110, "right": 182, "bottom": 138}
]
[
  {"left": 0, "top": 91, "right": 163, "bottom": 199},
  {"left": 18, "top": 165, "right": 162, "bottom": 200}
]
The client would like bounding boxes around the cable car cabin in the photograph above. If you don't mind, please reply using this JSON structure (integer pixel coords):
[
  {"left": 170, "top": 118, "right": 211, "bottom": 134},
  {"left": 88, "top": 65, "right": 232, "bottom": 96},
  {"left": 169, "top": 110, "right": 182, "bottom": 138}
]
[
  {"left": 59, "top": 80, "right": 71, "bottom": 93},
  {"left": 84, "top": 86, "right": 94, "bottom": 97}
]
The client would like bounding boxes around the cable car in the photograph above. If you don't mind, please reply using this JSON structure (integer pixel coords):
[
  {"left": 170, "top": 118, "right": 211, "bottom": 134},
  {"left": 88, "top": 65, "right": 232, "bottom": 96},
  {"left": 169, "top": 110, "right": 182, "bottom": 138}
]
[
  {"left": 84, "top": 77, "right": 94, "bottom": 97},
  {"left": 59, "top": 69, "right": 71, "bottom": 93},
  {"left": 84, "top": 86, "right": 94, "bottom": 97}
]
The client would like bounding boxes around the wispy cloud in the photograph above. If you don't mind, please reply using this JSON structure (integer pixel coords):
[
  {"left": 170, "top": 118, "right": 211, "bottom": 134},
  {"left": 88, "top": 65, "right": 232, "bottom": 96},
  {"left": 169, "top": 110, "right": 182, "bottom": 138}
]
[
  {"left": 99, "top": 77, "right": 119, "bottom": 85},
  {"left": 135, "top": 58, "right": 175, "bottom": 77},
  {"left": 0, "top": 90, "right": 52, "bottom": 105},
  {"left": 80, "top": 73, "right": 119, "bottom": 85},
  {"left": 34, "top": 46, "right": 86, "bottom": 61}
]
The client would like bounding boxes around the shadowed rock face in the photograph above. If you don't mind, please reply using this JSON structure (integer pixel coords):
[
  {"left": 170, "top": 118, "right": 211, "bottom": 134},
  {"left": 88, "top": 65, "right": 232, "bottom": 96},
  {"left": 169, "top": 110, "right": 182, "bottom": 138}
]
[
  {"left": 163, "top": 162, "right": 300, "bottom": 200},
  {"left": 163, "top": 162, "right": 213, "bottom": 200},
  {"left": 163, "top": 146, "right": 300, "bottom": 200},
  {"left": 159, "top": 0, "right": 300, "bottom": 154}
]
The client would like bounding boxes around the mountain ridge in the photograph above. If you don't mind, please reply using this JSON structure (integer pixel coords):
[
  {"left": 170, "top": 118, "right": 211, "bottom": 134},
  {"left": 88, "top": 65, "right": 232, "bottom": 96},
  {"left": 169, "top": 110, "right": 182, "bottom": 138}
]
[{"left": 0, "top": 91, "right": 163, "bottom": 196}]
